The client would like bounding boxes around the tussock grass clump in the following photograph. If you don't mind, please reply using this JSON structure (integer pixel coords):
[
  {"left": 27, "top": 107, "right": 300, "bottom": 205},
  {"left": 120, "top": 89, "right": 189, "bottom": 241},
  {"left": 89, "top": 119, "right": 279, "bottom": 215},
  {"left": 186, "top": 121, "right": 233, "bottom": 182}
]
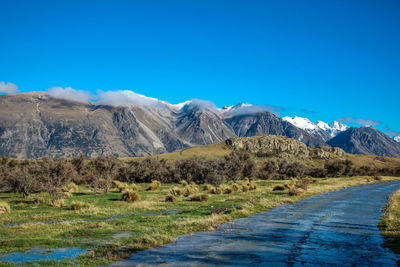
[
  {"left": 52, "top": 199, "right": 67, "bottom": 208},
  {"left": 131, "top": 183, "right": 139, "bottom": 191},
  {"left": 71, "top": 201, "right": 93, "bottom": 210},
  {"left": 165, "top": 194, "right": 176, "bottom": 202},
  {"left": 273, "top": 185, "right": 286, "bottom": 191},
  {"left": 224, "top": 187, "right": 233, "bottom": 194},
  {"left": 249, "top": 182, "right": 257, "bottom": 191},
  {"left": 146, "top": 180, "right": 161, "bottom": 191},
  {"left": 32, "top": 195, "right": 45, "bottom": 204},
  {"left": 189, "top": 193, "right": 209, "bottom": 202},
  {"left": 170, "top": 187, "right": 184, "bottom": 197},
  {"left": 203, "top": 184, "right": 214, "bottom": 191},
  {"left": 288, "top": 187, "right": 301, "bottom": 196},
  {"left": 112, "top": 180, "right": 125, "bottom": 189},
  {"left": 184, "top": 185, "right": 199, "bottom": 197},
  {"left": 296, "top": 178, "right": 309, "bottom": 190},
  {"left": 63, "top": 192, "right": 72, "bottom": 198},
  {"left": 232, "top": 183, "right": 240, "bottom": 191},
  {"left": 121, "top": 190, "right": 141, "bottom": 202},
  {"left": 374, "top": 176, "right": 382, "bottom": 181},
  {"left": 242, "top": 185, "right": 249, "bottom": 192},
  {"left": 210, "top": 187, "right": 222, "bottom": 194},
  {"left": 181, "top": 180, "right": 189, "bottom": 187},
  {"left": 0, "top": 201, "right": 11, "bottom": 213},
  {"left": 68, "top": 182, "right": 79, "bottom": 193}
]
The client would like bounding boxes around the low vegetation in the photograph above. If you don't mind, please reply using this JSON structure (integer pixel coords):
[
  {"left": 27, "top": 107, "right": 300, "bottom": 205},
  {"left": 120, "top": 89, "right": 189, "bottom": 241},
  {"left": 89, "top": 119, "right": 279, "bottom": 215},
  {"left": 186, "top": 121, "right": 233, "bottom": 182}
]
[
  {"left": 379, "top": 189, "right": 400, "bottom": 255},
  {"left": 0, "top": 152, "right": 399, "bottom": 266}
]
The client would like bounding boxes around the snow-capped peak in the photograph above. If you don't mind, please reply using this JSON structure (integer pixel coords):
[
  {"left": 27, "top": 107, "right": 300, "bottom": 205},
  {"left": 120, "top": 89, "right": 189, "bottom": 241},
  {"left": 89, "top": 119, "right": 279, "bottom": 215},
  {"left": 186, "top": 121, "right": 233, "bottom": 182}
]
[
  {"left": 282, "top": 116, "right": 318, "bottom": 131},
  {"left": 394, "top": 136, "right": 400, "bottom": 143},
  {"left": 316, "top": 121, "right": 331, "bottom": 132},
  {"left": 331, "top": 121, "right": 349, "bottom": 132}
]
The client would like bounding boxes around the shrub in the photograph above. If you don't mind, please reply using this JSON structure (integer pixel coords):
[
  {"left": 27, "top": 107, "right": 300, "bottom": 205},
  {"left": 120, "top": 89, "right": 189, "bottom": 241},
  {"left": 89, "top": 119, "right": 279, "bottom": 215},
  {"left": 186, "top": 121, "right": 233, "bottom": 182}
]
[
  {"left": 165, "top": 194, "right": 176, "bottom": 202},
  {"left": 189, "top": 193, "right": 209, "bottom": 202},
  {"left": 71, "top": 201, "right": 93, "bottom": 210},
  {"left": 170, "top": 187, "right": 184, "bottom": 197},
  {"left": 146, "top": 180, "right": 161, "bottom": 191},
  {"left": 273, "top": 185, "right": 286, "bottom": 191},
  {"left": 0, "top": 201, "right": 10, "bottom": 213},
  {"left": 121, "top": 190, "right": 140, "bottom": 202}
]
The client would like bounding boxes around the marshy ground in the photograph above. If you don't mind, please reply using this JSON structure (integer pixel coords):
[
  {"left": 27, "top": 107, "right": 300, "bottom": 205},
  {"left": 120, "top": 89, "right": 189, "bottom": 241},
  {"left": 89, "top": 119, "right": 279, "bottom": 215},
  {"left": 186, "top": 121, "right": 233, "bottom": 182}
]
[{"left": 0, "top": 176, "right": 399, "bottom": 266}]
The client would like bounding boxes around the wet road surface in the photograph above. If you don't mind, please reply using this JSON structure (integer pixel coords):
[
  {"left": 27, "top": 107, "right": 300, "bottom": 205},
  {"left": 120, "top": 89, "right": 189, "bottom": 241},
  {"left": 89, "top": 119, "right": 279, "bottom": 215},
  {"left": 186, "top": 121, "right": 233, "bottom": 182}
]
[{"left": 110, "top": 181, "right": 400, "bottom": 266}]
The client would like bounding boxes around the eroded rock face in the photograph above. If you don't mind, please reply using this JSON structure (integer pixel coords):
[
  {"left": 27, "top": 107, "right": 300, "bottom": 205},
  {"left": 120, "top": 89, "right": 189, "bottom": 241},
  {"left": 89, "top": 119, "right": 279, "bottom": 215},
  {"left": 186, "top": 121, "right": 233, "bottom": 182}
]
[
  {"left": 226, "top": 135, "right": 310, "bottom": 159},
  {"left": 226, "top": 135, "right": 346, "bottom": 160}
]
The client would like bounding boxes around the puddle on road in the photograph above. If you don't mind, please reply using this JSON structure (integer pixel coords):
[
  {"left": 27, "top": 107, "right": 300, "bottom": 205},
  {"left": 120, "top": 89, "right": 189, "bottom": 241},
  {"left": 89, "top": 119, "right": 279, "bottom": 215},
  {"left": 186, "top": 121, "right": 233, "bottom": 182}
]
[{"left": 0, "top": 247, "right": 86, "bottom": 264}]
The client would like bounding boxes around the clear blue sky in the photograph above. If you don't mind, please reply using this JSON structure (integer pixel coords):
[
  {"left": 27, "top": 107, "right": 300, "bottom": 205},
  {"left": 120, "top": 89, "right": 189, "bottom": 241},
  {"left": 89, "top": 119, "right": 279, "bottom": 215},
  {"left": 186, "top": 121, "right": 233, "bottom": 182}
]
[{"left": 1, "top": 0, "right": 399, "bottom": 135}]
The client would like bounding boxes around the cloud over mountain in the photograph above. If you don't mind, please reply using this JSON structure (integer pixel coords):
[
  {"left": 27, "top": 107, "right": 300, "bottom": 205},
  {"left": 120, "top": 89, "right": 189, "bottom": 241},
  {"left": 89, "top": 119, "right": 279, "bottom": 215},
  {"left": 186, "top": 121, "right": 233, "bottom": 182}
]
[
  {"left": 44, "top": 87, "right": 93, "bottom": 103},
  {"left": 0, "top": 81, "right": 19, "bottom": 94},
  {"left": 337, "top": 117, "right": 381, "bottom": 126}
]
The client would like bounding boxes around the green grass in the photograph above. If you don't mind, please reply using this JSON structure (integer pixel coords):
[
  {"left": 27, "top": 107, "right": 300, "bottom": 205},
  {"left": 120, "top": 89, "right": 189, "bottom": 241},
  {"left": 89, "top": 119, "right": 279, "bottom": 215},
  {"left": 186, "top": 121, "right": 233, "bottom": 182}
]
[
  {"left": 0, "top": 176, "right": 399, "bottom": 266},
  {"left": 379, "top": 189, "right": 400, "bottom": 256}
]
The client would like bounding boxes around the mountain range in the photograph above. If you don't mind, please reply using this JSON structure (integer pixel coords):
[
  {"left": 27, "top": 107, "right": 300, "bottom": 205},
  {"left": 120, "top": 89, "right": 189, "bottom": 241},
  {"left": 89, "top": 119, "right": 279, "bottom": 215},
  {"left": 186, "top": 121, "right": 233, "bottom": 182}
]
[{"left": 0, "top": 92, "right": 399, "bottom": 158}]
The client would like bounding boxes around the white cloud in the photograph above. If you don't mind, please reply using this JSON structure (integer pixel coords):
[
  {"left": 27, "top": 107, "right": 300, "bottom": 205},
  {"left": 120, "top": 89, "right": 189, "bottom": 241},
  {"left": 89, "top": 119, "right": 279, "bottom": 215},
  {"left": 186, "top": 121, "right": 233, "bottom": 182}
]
[
  {"left": 337, "top": 117, "right": 381, "bottom": 126},
  {"left": 0, "top": 81, "right": 19, "bottom": 94},
  {"left": 45, "top": 87, "right": 93, "bottom": 103},
  {"left": 97, "top": 90, "right": 169, "bottom": 108}
]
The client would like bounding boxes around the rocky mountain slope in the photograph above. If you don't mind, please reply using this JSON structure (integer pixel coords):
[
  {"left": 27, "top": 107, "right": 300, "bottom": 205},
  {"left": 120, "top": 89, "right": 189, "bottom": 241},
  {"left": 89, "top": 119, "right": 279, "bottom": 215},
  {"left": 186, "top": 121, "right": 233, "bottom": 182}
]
[
  {"left": 327, "top": 127, "right": 400, "bottom": 157},
  {"left": 0, "top": 93, "right": 398, "bottom": 158}
]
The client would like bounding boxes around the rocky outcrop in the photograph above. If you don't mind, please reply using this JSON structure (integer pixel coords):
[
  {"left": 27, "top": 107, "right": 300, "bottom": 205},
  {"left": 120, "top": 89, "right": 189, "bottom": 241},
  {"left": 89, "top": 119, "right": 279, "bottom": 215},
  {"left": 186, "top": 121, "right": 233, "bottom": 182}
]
[
  {"left": 226, "top": 135, "right": 346, "bottom": 160},
  {"left": 226, "top": 135, "right": 310, "bottom": 159}
]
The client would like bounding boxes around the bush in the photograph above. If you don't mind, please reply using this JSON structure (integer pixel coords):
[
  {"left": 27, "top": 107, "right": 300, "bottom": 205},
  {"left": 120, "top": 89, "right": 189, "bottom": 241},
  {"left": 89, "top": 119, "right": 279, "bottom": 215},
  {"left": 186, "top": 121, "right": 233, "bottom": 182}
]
[
  {"left": 121, "top": 190, "right": 140, "bottom": 202},
  {"left": 146, "top": 180, "right": 161, "bottom": 191},
  {"left": 165, "top": 194, "right": 176, "bottom": 202},
  {"left": 170, "top": 187, "right": 184, "bottom": 197},
  {"left": 0, "top": 201, "right": 10, "bottom": 213},
  {"left": 189, "top": 193, "right": 209, "bottom": 202},
  {"left": 71, "top": 201, "right": 92, "bottom": 210},
  {"left": 273, "top": 185, "right": 286, "bottom": 191}
]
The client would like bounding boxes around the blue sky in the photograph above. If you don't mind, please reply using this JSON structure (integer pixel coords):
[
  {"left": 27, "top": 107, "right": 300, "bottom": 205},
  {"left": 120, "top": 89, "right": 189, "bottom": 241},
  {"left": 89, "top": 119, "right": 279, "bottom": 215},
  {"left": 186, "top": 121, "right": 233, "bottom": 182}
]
[{"left": 0, "top": 0, "right": 399, "bottom": 136}]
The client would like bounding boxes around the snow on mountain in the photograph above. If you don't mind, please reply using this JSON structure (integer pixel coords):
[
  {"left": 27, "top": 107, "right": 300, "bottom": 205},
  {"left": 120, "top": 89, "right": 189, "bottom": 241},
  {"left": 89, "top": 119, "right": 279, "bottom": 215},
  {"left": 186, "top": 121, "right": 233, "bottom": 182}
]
[
  {"left": 394, "top": 136, "right": 400, "bottom": 143},
  {"left": 282, "top": 116, "right": 318, "bottom": 131},
  {"left": 282, "top": 116, "right": 349, "bottom": 140}
]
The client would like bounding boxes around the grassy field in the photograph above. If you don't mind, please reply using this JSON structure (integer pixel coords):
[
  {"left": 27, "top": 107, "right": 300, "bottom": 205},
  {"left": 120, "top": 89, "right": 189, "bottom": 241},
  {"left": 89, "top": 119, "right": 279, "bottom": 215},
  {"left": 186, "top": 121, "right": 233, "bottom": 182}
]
[
  {"left": 380, "top": 188, "right": 400, "bottom": 256},
  {"left": 121, "top": 141, "right": 400, "bottom": 170},
  {"left": 0, "top": 176, "right": 399, "bottom": 266}
]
